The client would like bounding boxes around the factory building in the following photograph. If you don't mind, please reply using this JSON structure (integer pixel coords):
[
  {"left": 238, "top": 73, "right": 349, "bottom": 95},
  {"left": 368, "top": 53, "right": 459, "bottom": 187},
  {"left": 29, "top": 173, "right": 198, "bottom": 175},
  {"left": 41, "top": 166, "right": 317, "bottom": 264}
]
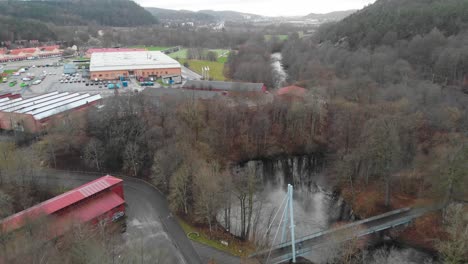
[
  {"left": 89, "top": 51, "right": 181, "bottom": 81},
  {"left": 0, "top": 92, "right": 101, "bottom": 133}
]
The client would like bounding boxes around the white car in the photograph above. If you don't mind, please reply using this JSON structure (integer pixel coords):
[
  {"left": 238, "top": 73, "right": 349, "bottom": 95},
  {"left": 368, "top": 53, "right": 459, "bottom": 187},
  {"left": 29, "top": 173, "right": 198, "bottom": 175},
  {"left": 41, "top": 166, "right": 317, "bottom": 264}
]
[
  {"left": 32, "top": 65, "right": 36, "bottom": 68},
  {"left": 32, "top": 80, "right": 42, "bottom": 85},
  {"left": 22, "top": 77, "right": 31, "bottom": 81},
  {"left": 60, "top": 80, "right": 64, "bottom": 83},
  {"left": 12, "top": 72, "right": 20, "bottom": 76}
]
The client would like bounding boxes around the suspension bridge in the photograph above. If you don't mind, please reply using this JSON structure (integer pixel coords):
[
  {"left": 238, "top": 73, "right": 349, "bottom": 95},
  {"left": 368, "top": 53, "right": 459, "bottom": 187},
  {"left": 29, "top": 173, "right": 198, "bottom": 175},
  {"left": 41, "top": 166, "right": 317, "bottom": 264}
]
[{"left": 250, "top": 184, "right": 440, "bottom": 264}]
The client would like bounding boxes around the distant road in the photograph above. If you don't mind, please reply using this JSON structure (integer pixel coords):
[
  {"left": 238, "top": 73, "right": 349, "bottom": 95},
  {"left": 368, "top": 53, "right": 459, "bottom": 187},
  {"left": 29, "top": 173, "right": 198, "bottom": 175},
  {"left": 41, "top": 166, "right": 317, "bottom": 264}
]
[
  {"left": 181, "top": 66, "right": 202, "bottom": 80},
  {"left": 33, "top": 170, "right": 202, "bottom": 264}
]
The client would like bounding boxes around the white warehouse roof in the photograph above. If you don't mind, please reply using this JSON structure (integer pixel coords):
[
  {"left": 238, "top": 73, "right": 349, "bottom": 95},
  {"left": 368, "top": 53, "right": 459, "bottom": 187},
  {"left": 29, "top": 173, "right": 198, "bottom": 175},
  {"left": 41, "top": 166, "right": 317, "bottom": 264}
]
[
  {"left": 90, "top": 51, "right": 181, "bottom": 72},
  {"left": 0, "top": 92, "right": 102, "bottom": 121}
]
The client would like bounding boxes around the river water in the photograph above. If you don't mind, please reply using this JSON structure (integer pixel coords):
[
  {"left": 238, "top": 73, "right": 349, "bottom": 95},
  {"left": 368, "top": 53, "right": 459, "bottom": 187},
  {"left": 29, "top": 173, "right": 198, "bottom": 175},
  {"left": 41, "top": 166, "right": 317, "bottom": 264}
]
[
  {"left": 271, "top": 53, "right": 287, "bottom": 88},
  {"left": 218, "top": 156, "right": 436, "bottom": 263}
]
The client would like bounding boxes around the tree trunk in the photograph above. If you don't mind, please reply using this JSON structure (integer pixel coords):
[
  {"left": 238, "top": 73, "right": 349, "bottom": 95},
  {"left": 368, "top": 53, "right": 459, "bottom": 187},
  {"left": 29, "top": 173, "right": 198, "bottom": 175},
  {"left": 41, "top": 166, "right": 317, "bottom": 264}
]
[{"left": 385, "top": 175, "right": 391, "bottom": 207}]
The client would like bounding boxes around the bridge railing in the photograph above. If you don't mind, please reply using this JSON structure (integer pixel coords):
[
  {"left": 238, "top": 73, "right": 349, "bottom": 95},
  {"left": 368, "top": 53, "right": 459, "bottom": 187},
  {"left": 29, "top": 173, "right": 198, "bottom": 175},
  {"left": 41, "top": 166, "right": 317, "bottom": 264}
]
[
  {"left": 250, "top": 207, "right": 411, "bottom": 258},
  {"left": 265, "top": 215, "right": 419, "bottom": 264}
]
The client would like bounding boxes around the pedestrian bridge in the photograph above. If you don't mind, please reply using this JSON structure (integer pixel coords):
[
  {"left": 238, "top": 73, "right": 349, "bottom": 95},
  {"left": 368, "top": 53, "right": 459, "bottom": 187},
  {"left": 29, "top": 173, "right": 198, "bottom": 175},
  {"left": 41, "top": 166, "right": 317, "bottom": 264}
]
[{"left": 250, "top": 206, "right": 440, "bottom": 264}]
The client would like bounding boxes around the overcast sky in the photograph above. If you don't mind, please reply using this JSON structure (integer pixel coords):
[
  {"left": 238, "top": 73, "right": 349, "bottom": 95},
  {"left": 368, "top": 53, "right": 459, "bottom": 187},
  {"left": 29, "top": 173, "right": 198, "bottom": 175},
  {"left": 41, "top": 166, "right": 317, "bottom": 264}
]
[{"left": 136, "top": 0, "right": 377, "bottom": 17}]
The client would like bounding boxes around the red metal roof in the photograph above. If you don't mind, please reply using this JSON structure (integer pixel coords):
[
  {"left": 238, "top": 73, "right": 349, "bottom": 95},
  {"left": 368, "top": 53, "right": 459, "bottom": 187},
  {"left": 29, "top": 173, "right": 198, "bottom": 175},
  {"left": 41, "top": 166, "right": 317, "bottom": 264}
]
[
  {"left": 40, "top": 45, "right": 60, "bottom": 51},
  {"left": 277, "top": 85, "right": 307, "bottom": 96},
  {"left": 1, "top": 175, "right": 123, "bottom": 233},
  {"left": 9, "top": 48, "right": 37, "bottom": 55},
  {"left": 51, "top": 191, "right": 125, "bottom": 237}
]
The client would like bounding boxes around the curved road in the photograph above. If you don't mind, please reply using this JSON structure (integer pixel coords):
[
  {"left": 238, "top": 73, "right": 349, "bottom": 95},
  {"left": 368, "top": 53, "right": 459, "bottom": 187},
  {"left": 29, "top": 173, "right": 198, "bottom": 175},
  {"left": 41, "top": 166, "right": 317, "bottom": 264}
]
[{"left": 34, "top": 170, "right": 202, "bottom": 264}]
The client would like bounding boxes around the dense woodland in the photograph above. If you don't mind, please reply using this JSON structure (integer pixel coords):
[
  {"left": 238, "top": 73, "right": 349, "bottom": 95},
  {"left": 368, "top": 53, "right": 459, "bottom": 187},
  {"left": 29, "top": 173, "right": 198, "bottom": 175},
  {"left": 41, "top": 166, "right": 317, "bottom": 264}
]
[
  {"left": 317, "top": 0, "right": 468, "bottom": 48},
  {"left": 0, "top": 0, "right": 156, "bottom": 42},
  {"left": 0, "top": 0, "right": 467, "bottom": 263}
]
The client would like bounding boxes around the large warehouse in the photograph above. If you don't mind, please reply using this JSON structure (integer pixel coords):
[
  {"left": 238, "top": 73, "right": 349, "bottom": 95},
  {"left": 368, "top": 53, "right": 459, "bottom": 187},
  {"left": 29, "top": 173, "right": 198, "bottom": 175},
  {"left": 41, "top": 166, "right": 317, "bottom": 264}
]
[
  {"left": 0, "top": 92, "right": 102, "bottom": 133},
  {"left": 90, "top": 51, "right": 182, "bottom": 80}
]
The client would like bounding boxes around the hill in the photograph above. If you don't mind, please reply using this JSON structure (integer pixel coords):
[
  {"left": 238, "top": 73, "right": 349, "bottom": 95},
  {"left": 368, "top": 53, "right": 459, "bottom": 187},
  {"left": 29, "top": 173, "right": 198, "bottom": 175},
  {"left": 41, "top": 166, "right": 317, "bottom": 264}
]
[
  {"left": 317, "top": 0, "right": 468, "bottom": 48},
  {"left": 198, "top": 10, "right": 265, "bottom": 22},
  {"left": 0, "top": 0, "right": 156, "bottom": 27},
  {"left": 145, "top": 7, "right": 267, "bottom": 24},
  {"left": 146, "top": 7, "right": 217, "bottom": 24},
  {"left": 304, "top": 10, "right": 356, "bottom": 21}
]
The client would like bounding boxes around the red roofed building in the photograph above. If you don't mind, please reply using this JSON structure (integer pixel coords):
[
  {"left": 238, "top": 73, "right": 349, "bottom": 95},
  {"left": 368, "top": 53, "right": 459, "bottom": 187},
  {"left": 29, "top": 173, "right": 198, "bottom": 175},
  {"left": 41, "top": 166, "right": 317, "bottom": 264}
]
[
  {"left": 277, "top": 85, "right": 307, "bottom": 97},
  {"left": 86, "top": 48, "right": 146, "bottom": 58},
  {"left": 0, "top": 175, "right": 125, "bottom": 237},
  {"left": 9, "top": 48, "right": 38, "bottom": 56},
  {"left": 40, "top": 45, "right": 60, "bottom": 52}
]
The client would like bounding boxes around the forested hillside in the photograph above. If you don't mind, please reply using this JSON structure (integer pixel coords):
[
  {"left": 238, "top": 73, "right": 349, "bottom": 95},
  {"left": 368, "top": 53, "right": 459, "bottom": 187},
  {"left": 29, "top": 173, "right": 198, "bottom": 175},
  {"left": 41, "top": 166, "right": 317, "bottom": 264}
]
[
  {"left": 277, "top": 0, "right": 468, "bottom": 217},
  {"left": 317, "top": 0, "right": 468, "bottom": 48},
  {"left": 146, "top": 7, "right": 217, "bottom": 24},
  {"left": 0, "top": 0, "right": 156, "bottom": 31},
  {"left": 0, "top": 16, "right": 57, "bottom": 41}
]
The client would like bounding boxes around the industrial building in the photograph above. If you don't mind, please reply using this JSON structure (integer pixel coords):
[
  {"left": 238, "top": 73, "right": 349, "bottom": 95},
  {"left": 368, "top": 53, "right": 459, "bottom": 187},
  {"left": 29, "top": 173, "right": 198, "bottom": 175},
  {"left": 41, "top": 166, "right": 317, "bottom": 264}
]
[
  {"left": 85, "top": 47, "right": 146, "bottom": 58},
  {"left": 89, "top": 51, "right": 182, "bottom": 80},
  {"left": 0, "top": 92, "right": 102, "bottom": 133},
  {"left": 182, "top": 80, "right": 267, "bottom": 93},
  {"left": 0, "top": 175, "right": 125, "bottom": 236}
]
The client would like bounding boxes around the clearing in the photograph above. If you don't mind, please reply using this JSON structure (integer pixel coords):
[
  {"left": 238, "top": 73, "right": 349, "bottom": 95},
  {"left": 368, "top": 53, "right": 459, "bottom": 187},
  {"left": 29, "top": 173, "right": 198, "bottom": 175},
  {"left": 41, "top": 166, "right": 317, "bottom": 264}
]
[{"left": 178, "top": 59, "right": 226, "bottom": 81}]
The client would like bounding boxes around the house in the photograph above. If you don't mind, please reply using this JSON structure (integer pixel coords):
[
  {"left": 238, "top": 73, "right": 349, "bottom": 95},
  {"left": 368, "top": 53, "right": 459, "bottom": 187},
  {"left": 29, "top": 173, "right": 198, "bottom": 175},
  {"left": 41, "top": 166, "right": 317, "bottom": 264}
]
[
  {"left": 40, "top": 45, "right": 60, "bottom": 53},
  {"left": 9, "top": 48, "right": 38, "bottom": 57},
  {"left": 182, "top": 80, "right": 267, "bottom": 93},
  {"left": 277, "top": 85, "right": 307, "bottom": 97}
]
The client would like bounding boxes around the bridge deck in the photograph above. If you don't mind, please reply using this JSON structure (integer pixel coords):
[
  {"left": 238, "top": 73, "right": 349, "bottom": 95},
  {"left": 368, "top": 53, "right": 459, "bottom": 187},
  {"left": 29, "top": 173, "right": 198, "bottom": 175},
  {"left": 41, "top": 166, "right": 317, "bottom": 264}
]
[{"left": 251, "top": 206, "right": 439, "bottom": 264}]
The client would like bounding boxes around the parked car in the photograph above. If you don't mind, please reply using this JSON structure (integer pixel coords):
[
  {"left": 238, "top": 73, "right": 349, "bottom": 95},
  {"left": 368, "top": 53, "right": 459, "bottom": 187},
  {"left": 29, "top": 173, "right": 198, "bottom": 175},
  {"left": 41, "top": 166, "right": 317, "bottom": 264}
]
[
  {"left": 22, "top": 77, "right": 31, "bottom": 81},
  {"left": 32, "top": 80, "right": 42, "bottom": 85},
  {"left": 8, "top": 80, "right": 17, "bottom": 87},
  {"left": 20, "top": 82, "right": 28, "bottom": 88}
]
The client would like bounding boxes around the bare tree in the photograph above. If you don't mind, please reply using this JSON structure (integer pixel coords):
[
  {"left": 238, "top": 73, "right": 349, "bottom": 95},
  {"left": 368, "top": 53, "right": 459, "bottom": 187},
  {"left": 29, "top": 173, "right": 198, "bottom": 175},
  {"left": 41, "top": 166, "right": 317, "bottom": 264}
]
[
  {"left": 436, "top": 204, "right": 468, "bottom": 264},
  {"left": 83, "top": 138, "right": 105, "bottom": 171}
]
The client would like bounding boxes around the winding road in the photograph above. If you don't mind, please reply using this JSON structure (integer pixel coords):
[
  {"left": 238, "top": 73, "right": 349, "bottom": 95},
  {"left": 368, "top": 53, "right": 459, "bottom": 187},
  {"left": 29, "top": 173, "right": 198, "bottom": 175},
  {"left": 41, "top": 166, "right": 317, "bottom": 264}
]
[{"left": 33, "top": 169, "right": 203, "bottom": 264}]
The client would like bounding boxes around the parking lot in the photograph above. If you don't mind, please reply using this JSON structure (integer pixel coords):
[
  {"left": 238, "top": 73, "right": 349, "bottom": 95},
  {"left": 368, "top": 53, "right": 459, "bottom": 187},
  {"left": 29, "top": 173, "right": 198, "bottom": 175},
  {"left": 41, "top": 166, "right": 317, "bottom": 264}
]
[{"left": 1, "top": 58, "right": 143, "bottom": 98}]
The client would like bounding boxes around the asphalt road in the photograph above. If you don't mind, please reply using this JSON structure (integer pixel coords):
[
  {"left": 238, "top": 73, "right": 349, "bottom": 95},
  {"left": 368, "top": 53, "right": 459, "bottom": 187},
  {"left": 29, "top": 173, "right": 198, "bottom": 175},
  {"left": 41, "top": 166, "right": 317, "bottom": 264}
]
[
  {"left": 33, "top": 170, "right": 202, "bottom": 264},
  {"left": 181, "top": 66, "right": 202, "bottom": 80}
]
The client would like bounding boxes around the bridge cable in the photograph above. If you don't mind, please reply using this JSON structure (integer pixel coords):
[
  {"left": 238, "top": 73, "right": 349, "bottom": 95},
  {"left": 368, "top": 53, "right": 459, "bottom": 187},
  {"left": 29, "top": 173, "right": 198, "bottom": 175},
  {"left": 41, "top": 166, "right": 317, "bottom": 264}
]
[
  {"left": 259, "top": 195, "right": 288, "bottom": 247},
  {"left": 265, "top": 194, "right": 289, "bottom": 264}
]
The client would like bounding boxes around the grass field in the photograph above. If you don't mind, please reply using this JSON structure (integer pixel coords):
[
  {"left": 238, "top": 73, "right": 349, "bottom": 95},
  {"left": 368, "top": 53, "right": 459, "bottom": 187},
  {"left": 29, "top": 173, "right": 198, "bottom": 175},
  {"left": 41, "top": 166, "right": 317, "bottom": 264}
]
[
  {"left": 179, "top": 59, "right": 226, "bottom": 81},
  {"left": 170, "top": 48, "right": 230, "bottom": 63},
  {"left": 130, "top": 45, "right": 170, "bottom": 51},
  {"left": 265, "top": 34, "right": 289, "bottom": 41},
  {"left": 177, "top": 217, "right": 252, "bottom": 257},
  {"left": 169, "top": 48, "right": 188, "bottom": 59}
]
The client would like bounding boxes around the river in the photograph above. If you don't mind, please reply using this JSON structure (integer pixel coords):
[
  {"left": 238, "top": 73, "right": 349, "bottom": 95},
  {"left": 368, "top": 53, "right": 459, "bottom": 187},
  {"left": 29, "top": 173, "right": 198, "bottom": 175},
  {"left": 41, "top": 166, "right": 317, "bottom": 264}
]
[
  {"left": 218, "top": 156, "right": 437, "bottom": 263},
  {"left": 271, "top": 53, "right": 287, "bottom": 88}
]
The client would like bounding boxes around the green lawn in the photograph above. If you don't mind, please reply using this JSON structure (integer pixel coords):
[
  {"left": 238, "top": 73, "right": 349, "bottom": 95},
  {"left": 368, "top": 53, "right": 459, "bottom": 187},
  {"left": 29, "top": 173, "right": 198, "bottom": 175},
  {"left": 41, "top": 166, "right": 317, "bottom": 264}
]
[
  {"left": 130, "top": 45, "right": 170, "bottom": 51},
  {"left": 177, "top": 217, "right": 246, "bottom": 257},
  {"left": 170, "top": 48, "right": 230, "bottom": 63},
  {"left": 3, "top": 69, "right": 16, "bottom": 74},
  {"left": 265, "top": 34, "right": 289, "bottom": 41},
  {"left": 169, "top": 48, "right": 188, "bottom": 59},
  {"left": 179, "top": 59, "right": 226, "bottom": 81}
]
